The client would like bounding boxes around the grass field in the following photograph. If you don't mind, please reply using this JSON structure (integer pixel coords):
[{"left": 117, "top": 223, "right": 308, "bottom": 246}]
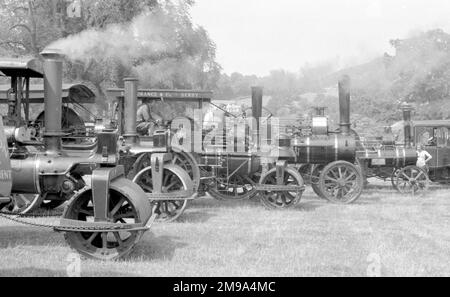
[{"left": 1, "top": 180, "right": 449, "bottom": 277}]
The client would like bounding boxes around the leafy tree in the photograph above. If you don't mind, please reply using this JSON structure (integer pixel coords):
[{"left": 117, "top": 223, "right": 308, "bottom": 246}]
[{"left": 0, "top": 0, "right": 220, "bottom": 114}]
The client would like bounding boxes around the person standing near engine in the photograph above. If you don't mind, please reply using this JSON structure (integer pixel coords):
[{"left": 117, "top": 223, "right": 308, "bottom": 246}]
[{"left": 416, "top": 145, "right": 433, "bottom": 171}]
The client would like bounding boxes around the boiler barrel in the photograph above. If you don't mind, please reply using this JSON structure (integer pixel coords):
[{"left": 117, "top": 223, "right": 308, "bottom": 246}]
[
  {"left": 293, "top": 135, "right": 356, "bottom": 164},
  {"left": 357, "top": 147, "right": 417, "bottom": 168}
]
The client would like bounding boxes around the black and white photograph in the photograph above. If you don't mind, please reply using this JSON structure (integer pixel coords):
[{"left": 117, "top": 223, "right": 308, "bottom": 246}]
[{"left": 0, "top": 0, "right": 449, "bottom": 280}]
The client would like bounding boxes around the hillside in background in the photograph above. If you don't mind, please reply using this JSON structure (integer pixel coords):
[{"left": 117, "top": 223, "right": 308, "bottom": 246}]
[{"left": 215, "top": 29, "right": 450, "bottom": 136}]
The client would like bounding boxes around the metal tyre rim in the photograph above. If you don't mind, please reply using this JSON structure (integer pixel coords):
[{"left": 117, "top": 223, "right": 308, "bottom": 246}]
[
  {"left": 133, "top": 167, "right": 189, "bottom": 223},
  {"left": 260, "top": 168, "right": 304, "bottom": 209},
  {"left": 394, "top": 166, "right": 430, "bottom": 195},
  {"left": 4, "top": 194, "right": 43, "bottom": 214},
  {"left": 63, "top": 189, "right": 144, "bottom": 261},
  {"left": 319, "top": 161, "right": 363, "bottom": 204},
  {"left": 172, "top": 151, "right": 201, "bottom": 192}
]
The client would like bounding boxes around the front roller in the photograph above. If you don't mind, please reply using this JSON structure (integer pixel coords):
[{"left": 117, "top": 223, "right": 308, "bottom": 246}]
[
  {"left": 317, "top": 161, "right": 364, "bottom": 204},
  {"left": 58, "top": 167, "right": 153, "bottom": 261},
  {"left": 129, "top": 153, "right": 197, "bottom": 223}
]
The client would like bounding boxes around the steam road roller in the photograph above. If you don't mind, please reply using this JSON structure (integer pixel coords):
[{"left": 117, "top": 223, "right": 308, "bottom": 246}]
[
  {"left": 0, "top": 50, "right": 153, "bottom": 260},
  {"left": 109, "top": 78, "right": 197, "bottom": 223}
]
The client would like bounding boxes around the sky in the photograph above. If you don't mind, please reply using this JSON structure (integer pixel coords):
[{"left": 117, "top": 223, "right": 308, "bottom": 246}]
[{"left": 190, "top": 0, "right": 450, "bottom": 76}]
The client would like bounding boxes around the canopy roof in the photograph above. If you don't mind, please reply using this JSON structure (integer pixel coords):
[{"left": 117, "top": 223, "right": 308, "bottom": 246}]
[
  {"left": 0, "top": 58, "right": 43, "bottom": 78},
  {"left": 107, "top": 88, "right": 213, "bottom": 102},
  {"left": 413, "top": 120, "right": 450, "bottom": 128},
  {"left": 0, "top": 83, "right": 96, "bottom": 104}
]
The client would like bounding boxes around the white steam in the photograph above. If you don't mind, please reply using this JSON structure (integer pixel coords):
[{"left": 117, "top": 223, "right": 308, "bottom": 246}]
[{"left": 47, "top": 9, "right": 178, "bottom": 64}]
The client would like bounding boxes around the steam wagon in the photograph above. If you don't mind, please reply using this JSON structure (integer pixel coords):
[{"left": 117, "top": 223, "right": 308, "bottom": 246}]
[
  {"left": 356, "top": 104, "right": 430, "bottom": 194},
  {"left": 358, "top": 103, "right": 450, "bottom": 194},
  {"left": 0, "top": 50, "right": 154, "bottom": 260}
]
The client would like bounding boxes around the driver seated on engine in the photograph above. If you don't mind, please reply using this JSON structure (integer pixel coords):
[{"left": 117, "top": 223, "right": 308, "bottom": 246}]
[{"left": 136, "top": 101, "right": 164, "bottom": 136}]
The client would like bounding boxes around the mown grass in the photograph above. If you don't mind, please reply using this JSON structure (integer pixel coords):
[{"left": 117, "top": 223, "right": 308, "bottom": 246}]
[{"left": 1, "top": 180, "right": 449, "bottom": 277}]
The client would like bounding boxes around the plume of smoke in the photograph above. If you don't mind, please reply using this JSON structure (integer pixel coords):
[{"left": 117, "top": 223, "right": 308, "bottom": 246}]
[{"left": 47, "top": 9, "right": 179, "bottom": 65}]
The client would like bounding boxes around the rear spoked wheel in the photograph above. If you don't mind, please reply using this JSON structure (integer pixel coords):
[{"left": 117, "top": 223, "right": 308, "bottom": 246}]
[
  {"left": 4, "top": 194, "right": 41, "bottom": 214},
  {"left": 394, "top": 166, "right": 430, "bottom": 195},
  {"left": 319, "top": 161, "right": 363, "bottom": 204},
  {"left": 4, "top": 193, "right": 69, "bottom": 215}
]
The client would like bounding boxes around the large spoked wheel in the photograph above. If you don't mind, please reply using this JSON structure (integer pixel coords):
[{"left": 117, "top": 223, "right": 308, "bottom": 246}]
[
  {"left": 63, "top": 189, "right": 146, "bottom": 261},
  {"left": 259, "top": 167, "right": 305, "bottom": 209},
  {"left": 394, "top": 166, "right": 430, "bottom": 195},
  {"left": 208, "top": 174, "right": 257, "bottom": 201},
  {"left": 4, "top": 194, "right": 41, "bottom": 214},
  {"left": 133, "top": 165, "right": 192, "bottom": 223},
  {"left": 318, "top": 161, "right": 364, "bottom": 204}
]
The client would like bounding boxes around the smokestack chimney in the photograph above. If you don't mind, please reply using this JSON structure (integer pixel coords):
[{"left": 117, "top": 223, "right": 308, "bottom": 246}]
[
  {"left": 338, "top": 75, "right": 351, "bottom": 135},
  {"left": 41, "top": 49, "right": 63, "bottom": 152},
  {"left": 401, "top": 103, "right": 414, "bottom": 147},
  {"left": 251, "top": 87, "right": 263, "bottom": 149},
  {"left": 123, "top": 78, "right": 139, "bottom": 144}
]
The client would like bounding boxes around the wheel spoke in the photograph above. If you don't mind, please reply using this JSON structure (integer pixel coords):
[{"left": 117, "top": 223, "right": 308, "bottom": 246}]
[
  {"left": 110, "top": 198, "right": 126, "bottom": 217},
  {"left": 345, "top": 172, "right": 357, "bottom": 181},
  {"left": 86, "top": 232, "right": 99, "bottom": 244},
  {"left": 79, "top": 208, "right": 94, "bottom": 216},
  {"left": 415, "top": 171, "right": 424, "bottom": 180},
  {"left": 140, "top": 184, "right": 154, "bottom": 193},
  {"left": 165, "top": 181, "right": 179, "bottom": 191},
  {"left": 101, "top": 233, "right": 108, "bottom": 251}
]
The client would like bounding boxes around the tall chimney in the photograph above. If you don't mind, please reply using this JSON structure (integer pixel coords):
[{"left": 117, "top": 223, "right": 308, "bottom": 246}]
[
  {"left": 338, "top": 75, "right": 351, "bottom": 135},
  {"left": 123, "top": 78, "right": 139, "bottom": 144},
  {"left": 401, "top": 103, "right": 414, "bottom": 147},
  {"left": 41, "top": 49, "right": 63, "bottom": 152},
  {"left": 251, "top": 87, "right": 263, "bottom": 148}
]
